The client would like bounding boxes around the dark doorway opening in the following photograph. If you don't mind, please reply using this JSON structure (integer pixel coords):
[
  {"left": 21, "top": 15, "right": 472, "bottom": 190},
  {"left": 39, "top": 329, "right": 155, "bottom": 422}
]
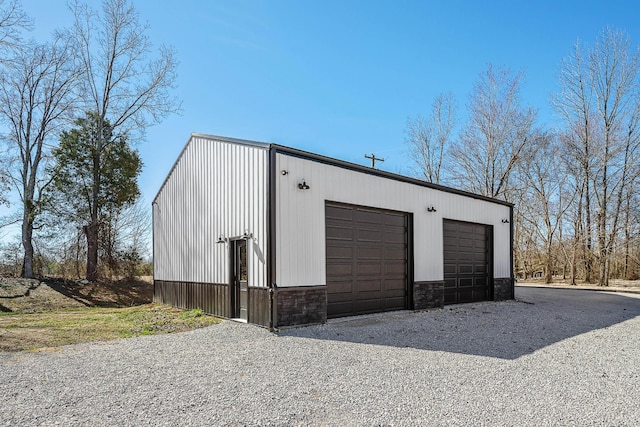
[{"left": 231, "top": 239, "right": 248, "bottom": 321}]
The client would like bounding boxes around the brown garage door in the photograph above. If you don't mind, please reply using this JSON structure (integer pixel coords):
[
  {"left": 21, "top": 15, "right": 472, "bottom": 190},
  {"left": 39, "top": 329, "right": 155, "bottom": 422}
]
[
  {"left": 325, "top": 202, "right": 409, "bottom": 318},
  {"left": 443, "top": 220, "right": 492, "bottom": 304}
]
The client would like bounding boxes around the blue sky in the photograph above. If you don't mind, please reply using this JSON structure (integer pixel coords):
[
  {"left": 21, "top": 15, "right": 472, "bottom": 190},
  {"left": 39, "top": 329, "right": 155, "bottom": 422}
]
[{"left": 8, "top": 0, "right": 640, "bottom": 224}]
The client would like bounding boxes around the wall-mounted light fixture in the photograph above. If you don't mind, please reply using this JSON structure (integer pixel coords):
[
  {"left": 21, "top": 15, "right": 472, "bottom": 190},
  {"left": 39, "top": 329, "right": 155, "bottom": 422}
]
[
  {"left": 426, "top": 205, "right": 437, "bottom": 213},
  {"left": 216, "top": 234, "right": 227, "bottom": 244},
  {"left": 242, "top": 229, "right": 253, "bottom": 240},
  {"left": 281, "top": 170, "right": 288, "bottom": 175},
  {"left": 298, "top": 180, "right": 310, "bottom": 190},
  {"left": 501, "top": 218, "right": 510, "bottom": 224}
]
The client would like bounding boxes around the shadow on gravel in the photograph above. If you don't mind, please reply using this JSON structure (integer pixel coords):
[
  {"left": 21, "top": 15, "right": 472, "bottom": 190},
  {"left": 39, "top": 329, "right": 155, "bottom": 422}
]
[{"left": 280, "top": 287, "right": 640, "bottom": 360}]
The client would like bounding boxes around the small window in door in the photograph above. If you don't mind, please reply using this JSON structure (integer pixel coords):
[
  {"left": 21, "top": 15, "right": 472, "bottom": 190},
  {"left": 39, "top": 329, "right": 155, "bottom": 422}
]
[{"left": 239, "top": 241, "right": 247, "bottom": 281}]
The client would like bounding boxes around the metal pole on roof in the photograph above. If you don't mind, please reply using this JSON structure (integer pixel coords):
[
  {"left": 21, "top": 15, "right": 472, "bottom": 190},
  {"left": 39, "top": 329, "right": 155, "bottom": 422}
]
[{"left": 365, "top": 153, "right": 385, "bottom": 168}]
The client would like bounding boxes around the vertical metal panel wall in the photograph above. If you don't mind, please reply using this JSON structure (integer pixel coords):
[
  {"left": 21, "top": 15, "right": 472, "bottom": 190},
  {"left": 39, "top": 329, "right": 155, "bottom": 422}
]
[
  {"left": 153, "top": 135, "right": 268, "bottom": 288},
  {"left": 275, "top": 153, "right": 511, "bottom": 287}
]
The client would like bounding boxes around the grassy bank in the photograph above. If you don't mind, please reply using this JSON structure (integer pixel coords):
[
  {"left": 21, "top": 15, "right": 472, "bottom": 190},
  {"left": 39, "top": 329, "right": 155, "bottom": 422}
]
[{"left": 0, "top": 304, "right": 220, "bottom": 352}]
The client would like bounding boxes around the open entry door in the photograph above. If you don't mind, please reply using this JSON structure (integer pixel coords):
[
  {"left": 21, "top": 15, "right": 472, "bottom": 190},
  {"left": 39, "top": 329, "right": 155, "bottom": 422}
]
[{"left": 231, "top": 239, "right": 248, "bottom": 321}]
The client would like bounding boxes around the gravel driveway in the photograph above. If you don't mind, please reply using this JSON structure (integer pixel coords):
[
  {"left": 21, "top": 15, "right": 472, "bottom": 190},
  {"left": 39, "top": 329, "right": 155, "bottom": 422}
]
[{"left": 1, "top": 287, "right": 639, "bottom": 426}]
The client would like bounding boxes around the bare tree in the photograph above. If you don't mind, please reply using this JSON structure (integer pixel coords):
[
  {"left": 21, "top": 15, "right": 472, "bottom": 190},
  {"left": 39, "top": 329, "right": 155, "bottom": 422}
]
[
  {"left": 405, "top": 92, "right": 456, "bottom": 184},
  {"left": 450, "top": 64, "right": 535, "bottom": 200},
  {"left": 101, "top": 197, "right": 151, "bottom": 278},
  {"left": 0, "top": 35, "right": 80, "bottom": 278},
  {"left": 0, "top": 0, "right": 30, "bottom": 54},
  {"left": 0, "top": 0, "right": 31, "bottom": 206},
  {"left": 517, "top": 132, "right": 575, "bottom": 283},
  {"left": 68, "top": 0, "right": 179, "bottom": 281},
  {"left": 553, "top": 40, "right": 598, "bottom": 282},
  {"left": 555, "top": 28, "right": 640, "bottom": 286}
]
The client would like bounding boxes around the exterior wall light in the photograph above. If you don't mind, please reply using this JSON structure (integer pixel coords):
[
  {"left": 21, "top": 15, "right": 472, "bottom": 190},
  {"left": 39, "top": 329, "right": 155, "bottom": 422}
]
[
  {"left": 502, "top": 218, "right": 510, "bottom": 223},
  {"left": 281, "top": 170, "right": 288, "bottom": 175},
  {"left": 298, "top": 180, "right": 310, "bottom": 190},
  {"left": 216, "top": 234, "right": 227, "bottom": 244},
  {"left": 426, "top": 205, "right": 437, "bottom": 212},
  {"left": 242, "top": 230, "right": 253, "bottom": 240}
]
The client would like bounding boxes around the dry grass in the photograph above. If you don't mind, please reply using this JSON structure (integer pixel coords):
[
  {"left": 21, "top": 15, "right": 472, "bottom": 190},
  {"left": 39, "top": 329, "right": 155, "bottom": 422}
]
[
  {"left": 0, "top": 304, "right": 220, "bottom": 352},
  {"left": 0, "top": 277, "right": 221, "bottom": 352}
]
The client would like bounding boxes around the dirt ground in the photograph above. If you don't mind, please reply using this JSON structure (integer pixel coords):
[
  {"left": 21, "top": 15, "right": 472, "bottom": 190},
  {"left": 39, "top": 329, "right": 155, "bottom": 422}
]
[{"left": 0, "top": 277, "right": 153, "bottom": 313}]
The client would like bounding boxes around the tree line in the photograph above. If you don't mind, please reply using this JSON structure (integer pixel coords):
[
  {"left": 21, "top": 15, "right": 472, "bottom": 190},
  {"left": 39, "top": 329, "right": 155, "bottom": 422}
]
[
  {"left": 406, "top": 28, "right": 640, "bottom": 286},
  {"left": 0, "top": 0, "right": 178, "bottom": 281}
]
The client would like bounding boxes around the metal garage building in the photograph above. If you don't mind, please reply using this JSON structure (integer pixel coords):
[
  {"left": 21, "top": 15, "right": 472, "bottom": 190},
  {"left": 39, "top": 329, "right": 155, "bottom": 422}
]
[{"left": 153, "top": 133, "right": 514, "bottom": 328}]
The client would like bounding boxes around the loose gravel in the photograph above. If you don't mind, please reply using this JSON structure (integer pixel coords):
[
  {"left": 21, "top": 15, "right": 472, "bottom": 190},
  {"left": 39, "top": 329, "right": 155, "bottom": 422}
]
[{"left": 1, "top": 287, "right": 639, "bottom": 426}]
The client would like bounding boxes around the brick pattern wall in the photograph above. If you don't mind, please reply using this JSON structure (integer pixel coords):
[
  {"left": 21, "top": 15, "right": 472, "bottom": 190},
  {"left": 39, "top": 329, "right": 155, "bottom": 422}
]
[
  {"left": 275, "top": 286, "right": 327, "bottom": 327},
  {"left": 413, "top": 281, "right": 445, "bottom": 310},
  {"left": 493, "top": 278, "right": 514, "bottom": 301}
]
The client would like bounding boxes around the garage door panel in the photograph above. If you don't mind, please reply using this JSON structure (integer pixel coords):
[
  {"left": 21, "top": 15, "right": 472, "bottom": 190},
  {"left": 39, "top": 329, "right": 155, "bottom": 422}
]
[
  {"left": 358, "top": 247, "right": 382, "bottom": 259},
  {"left": 384, "top": 279, "right": 407, "bottom": 291},
  {"left": 326, "top": 225, "right": 353, "bottom": 240},
  {"left": 357, "top": 228, "right": 382, "bottom": 242},
  {"left": 327, "top": 263, "right": 353, "bottom": 276},
  {"left": 326, "top": 280, "right": 353, "bottom": 294},
  {"left": 384, "top": 214, "right": 406, "bottom": 226},
  {"left": 385, "top": 262, "right": 407, "bottom": 275},
  {"left": 458, "top": 289, "right": 474, "bottom": 303},
  {"left": 475, "top": 277, "right": 488, "bottom": 287},
  {"left": 357, "top": 279, "right": 382, "bottom": 292},
  {"left": 474, "top": 253, "right": 487, "bottom": 262},
  {"left": 354, "top": 209, "right": 383, "bottom": 224},
  {"left": 459, "top": 223, "right": 474, "bottom": 234},
  {"left": 385, "top": 247, "right": 406, "bottom": 260},
  {"left": 459, "top": 237, "right": 473, "bottom": 248},
  {"left": 326, "top": 206, "right": 353, "bottom": 221},
  {"left": 459, "top": 264, "right": 473, "bottom": 274},
  {"left": 459, "top": 252, "right": 474, "bottom": 261},
  {"left": 384, "top": 232, "right": 406, "bottom": 244},
  {"left": 444, "top": 264, "right": 457, "bottom": 275},
  {"left": 326, "top": 203, "right": 408, "bottom": 319},
  {"left": 326, "top": 245, "right": 353, "bottom": 259},
  {"left": 444, "top": 250, "right": 458, "bottom": 260},
  {"left": 459, "top": 278, "right": 474, "bottom": 287},
  {"left": 356, "top": 299, "right": 384, "bottom": 313},
  {"left": 358, "top": 263, "right": 382, "bottom": 275},
  {"left": 328, "top": 301, "right": 353, "bottom": 317}
]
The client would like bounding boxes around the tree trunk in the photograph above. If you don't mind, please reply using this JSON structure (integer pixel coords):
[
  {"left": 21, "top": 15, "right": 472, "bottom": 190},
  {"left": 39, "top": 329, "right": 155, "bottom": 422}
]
[
  {"left": 85, "top": 222, "right": 99, "bottom": 281},
  {"left": 86, "top": 134, "right": 102, "bottom": 282},
  {"left": 545, "top": 241, "right": 553, "bottom": 284},
  {"left": 21, "top": 210, "right": 35, "bottom": 279},
  {"left": 584, "top": 180, "right": 593, "bottom": 283}
]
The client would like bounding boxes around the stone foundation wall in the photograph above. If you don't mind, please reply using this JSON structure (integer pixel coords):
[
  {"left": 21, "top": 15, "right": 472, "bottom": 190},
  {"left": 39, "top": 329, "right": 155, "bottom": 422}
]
[
  {"left": 275, "top": 286, "right": 327, "bottom": 327},
  {"left": 493, "top": 278, "right": 514, "bottom": 301},
  {"left": 413, "top": 281, "right": 445, "bottom": 310}
]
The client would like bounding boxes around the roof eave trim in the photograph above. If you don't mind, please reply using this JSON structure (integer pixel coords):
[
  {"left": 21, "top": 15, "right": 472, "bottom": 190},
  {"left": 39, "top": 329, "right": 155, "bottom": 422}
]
[{"left": 270, "top": 144, "right": 514, "bottom": 208}]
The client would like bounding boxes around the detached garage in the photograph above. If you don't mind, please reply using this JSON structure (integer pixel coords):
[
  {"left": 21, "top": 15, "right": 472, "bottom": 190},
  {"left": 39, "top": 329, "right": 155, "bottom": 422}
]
[{"left": 153, "top": 133, "right": 514, "bottom": 328}]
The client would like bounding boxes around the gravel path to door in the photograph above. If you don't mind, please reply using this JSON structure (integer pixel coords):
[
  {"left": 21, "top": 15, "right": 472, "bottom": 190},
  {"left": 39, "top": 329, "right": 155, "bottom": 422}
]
[{"left": 1, "top": 287, "right": 639, "bottom": 426}]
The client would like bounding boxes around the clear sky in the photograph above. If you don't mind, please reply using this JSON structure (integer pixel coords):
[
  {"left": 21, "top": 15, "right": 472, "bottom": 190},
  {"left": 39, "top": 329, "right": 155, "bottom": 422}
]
[{"left": 6, "top": 0, "right": 640, "bottom": 229}]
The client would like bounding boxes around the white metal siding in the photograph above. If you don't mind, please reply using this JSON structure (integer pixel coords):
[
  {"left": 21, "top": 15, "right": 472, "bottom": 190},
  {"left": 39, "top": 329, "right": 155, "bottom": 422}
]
[
  {"left": 153, "top": 136, "right": 268, "bottom": 287},
  {"left": 275, "top": 153, "right": 511, "bottom": 287}
]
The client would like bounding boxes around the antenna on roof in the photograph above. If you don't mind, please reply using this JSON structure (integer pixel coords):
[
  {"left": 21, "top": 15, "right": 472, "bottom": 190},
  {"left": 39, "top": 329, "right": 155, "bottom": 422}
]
[{"left": 365, "top": 153, "right": 385, "bottom": 169}]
